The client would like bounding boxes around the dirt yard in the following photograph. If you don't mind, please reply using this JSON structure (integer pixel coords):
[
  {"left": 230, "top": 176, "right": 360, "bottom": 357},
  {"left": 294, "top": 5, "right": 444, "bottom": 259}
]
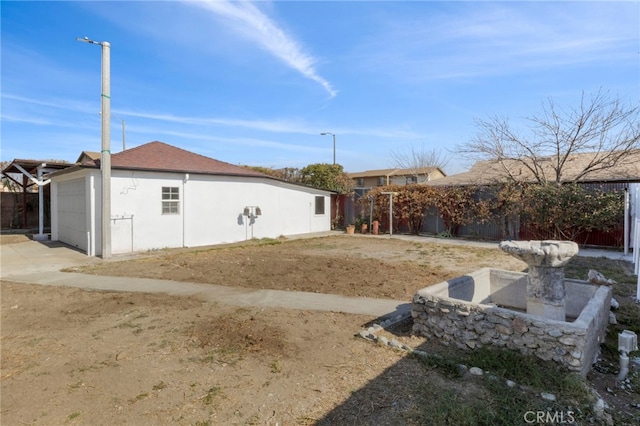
[
  {"left": 65, "top": 236, "right": 528, "bottom": 300},
  {"left": 1, "top": 235, "right": 637, "bottom": 425}
]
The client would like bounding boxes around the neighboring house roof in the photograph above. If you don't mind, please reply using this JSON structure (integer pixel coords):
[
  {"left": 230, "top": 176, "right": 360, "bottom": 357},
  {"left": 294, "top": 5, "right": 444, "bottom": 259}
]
[
  {"left": 349, "top": 167, "right": 445, "bottom": 179},
  {"left": 429, "top": 150, "right": 640, "bottom": 186},
  {"left": 76, "top": 151, "right": 101, "bottom": 165},
  {"left": 55, "top": 141, "right": 269, "bottom": 179}
]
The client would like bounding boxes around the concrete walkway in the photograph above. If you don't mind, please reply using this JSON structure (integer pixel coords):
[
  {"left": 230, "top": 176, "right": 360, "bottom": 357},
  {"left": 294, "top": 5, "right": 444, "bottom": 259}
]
[
  {"left": 0, "top": 236, "right": 411, "bottom": 319},
  {"left": 0, "top": 232, "right": 632, "bottom": 320},
  {"left": 377, "top": 232, "right": 634, "bottom": 261}
]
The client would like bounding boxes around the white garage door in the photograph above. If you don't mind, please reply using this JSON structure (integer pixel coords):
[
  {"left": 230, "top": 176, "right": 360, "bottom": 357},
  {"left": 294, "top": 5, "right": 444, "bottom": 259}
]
[{"left": 57, "top": 178, "right": 87, "bottom": 252}]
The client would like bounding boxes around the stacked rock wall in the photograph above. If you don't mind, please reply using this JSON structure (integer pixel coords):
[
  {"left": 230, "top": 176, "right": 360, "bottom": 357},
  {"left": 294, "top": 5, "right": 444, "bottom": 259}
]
[{"left": 412, "top": 271, "right": 611, "bottom": 377}]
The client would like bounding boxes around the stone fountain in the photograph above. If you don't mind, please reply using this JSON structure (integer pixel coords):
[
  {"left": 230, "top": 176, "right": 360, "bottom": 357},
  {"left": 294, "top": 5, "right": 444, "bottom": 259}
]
[
  {"left": 412, "top": 240, "right": 611, "bottom": 376},
  {"left": 498, "top": 240, "right": 579, "bottom": 321}
]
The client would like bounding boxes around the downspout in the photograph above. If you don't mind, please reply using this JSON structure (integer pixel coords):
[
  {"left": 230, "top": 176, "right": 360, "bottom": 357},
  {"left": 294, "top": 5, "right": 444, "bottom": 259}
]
[
  {"left": 88, "top": 175, "right": 96, "bottom": 257},
  {"left": 183, "top": 173, "right": 189, "bottom": 248}
]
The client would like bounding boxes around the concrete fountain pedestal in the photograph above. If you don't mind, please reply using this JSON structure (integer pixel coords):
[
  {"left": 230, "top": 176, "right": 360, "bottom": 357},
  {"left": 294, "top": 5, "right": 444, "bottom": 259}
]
[
  {"left": 411, "top": 240, "right": 611, "bottom": 376},
  {"left": 498, "top": 240, "right": 579, "bottom": 321}
]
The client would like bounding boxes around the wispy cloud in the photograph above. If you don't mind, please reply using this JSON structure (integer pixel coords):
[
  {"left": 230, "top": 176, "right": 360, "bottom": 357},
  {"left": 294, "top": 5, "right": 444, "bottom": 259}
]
[
  {"left": 357, "top": 3, "right": 638, "bottom": 82},
  {"left": 187, "top": 0, "right": 337, "bottom": 98},
  {"left": 118, "top": 109, "right": 422, "bottom": 139},
  {"left": 4, "top": 93, "right": 423, "bottom": 141},
  {"left": 0, "top": 114, "right": 53, "bottom": 126},
  {"left": 118, "top": 109, "right": 315, "bottom": 133},
  {"left": 2, "top": 93, "right": 95, "bottom": 114},
  {"left": 132, "top": 125, "right": 328, "bottom": 154}
]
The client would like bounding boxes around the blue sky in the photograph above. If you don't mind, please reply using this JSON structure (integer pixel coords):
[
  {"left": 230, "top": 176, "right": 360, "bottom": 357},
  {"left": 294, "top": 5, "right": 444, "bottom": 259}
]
[{"left": 1, "top": 1, "right": 638, "bottom": 174}]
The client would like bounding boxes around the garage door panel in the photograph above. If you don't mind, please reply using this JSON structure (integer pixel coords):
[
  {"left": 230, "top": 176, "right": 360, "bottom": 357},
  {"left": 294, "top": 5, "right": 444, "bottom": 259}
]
[{"left": 57, "top": 179, "right": 87, "bottom": 252}]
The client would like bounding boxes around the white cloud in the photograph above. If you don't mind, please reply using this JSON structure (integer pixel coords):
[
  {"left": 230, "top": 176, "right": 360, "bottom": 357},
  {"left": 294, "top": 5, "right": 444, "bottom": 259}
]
[
  {"left": 2, "top": 93, "right": 95, "bottom": 114},
  {"left": 186, "top": 0, "right": 337, "bottom": 97},
  {"left": 0, "top": 114, "right": 53, "bottom": 126},
  {"left": 117, "top": 109, "right": 313, "bottom": 133},
  {"left": 117, "top": 108, "right": 423, "bottom": 140},
  {"left": 4, "top": 92, "right": 424, "bottom": 143},
  {"left": 356, "top": 3, "right": 639, "bottom": 82}
]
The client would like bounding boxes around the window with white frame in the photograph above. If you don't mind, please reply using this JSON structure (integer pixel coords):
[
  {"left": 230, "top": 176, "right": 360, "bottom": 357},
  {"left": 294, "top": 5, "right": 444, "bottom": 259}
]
[
  {"left": 162, "top": 186, "right": 180, "bottom": 214},
  {"left": 315, "top": 196, "right": 325, "bottom": 215}
]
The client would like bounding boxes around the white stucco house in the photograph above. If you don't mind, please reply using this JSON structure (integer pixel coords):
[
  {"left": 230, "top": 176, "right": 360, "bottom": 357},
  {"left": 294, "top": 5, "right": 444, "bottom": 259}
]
[{"left": 48, "top": 141, "right": 334, "bottom": 256}]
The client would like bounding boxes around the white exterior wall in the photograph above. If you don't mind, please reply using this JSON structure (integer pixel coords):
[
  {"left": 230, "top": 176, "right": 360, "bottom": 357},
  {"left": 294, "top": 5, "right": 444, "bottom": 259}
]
[
  {"left": 52, "top": 168, "right": 331, "bottom": 256},
  {"left": 109, "top": 170, "right": 331, "bottom": 254},
  {"left": 111, "top": 171, "right": 183, "bottom": 253}
]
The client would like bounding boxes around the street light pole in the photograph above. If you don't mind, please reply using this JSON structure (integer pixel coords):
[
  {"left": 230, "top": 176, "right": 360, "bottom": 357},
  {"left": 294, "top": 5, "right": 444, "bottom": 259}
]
[
  {"left": 77, "top": 36, "right": 111, "bottom": 259},
  {"left": 320, "top": 132, "right": 336, "bottom": 165},
  {"left": 111, "top": 115, "right": 126, "bottom": 151},
  {"left": 121, "top": 119, "right": 126, "bottom": 151}
]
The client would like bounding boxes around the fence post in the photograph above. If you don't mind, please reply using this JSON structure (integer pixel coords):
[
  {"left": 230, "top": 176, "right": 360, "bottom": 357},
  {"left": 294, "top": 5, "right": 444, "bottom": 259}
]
[
  {"left": 624, "top": 188, "right": 630, "bottom": 255},
  {"left": 636, "top": 218, "right": 640, "bottom": 300},
  {"left": 635, "top": 218, "right": 640, "bottom": 276}
]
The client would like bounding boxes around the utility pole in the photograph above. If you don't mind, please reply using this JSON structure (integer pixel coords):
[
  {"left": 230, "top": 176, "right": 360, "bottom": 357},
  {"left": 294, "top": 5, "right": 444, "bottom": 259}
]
[
  {"left": 77, "top": 36, "right": 111, "bottom": 259},
  {"left": 320, "top": 132, "right": 336, "bottom": 165}
]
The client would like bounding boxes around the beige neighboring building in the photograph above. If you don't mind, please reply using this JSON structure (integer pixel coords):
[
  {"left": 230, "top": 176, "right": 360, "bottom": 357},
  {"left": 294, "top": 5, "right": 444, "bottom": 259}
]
[
  {"left": 421, "top": 150, "right": 640, "bottom": 249},
  {"left": 428, "top": 150, "right": 640, "bottom": 186},
  {"left": 349, "top": 167, "right": 446, "bottom": 190}
]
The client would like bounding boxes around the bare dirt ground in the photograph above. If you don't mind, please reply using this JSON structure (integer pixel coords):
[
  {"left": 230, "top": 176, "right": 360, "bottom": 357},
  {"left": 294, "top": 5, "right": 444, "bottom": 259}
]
[
  {"left": 1, "top": 235, "right": 637, "bottom": 425},
  {"left": 67, "top": 236, "right": 528, "bottom": 300},
  {"left": 0, "top": 234, "right": 31, "bottom": 245}
]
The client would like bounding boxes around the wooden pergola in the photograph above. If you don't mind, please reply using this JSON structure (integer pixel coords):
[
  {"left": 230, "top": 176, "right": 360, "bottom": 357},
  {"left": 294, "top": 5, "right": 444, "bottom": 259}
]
[{"left": 1, "top": 159, "right": 71, "bottom": 236}]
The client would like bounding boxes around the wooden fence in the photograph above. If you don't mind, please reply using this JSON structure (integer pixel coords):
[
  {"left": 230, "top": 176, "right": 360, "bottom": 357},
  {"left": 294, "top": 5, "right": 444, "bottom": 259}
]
[{"left": 1, "top": 192, "right": 47, "bottom": 230}]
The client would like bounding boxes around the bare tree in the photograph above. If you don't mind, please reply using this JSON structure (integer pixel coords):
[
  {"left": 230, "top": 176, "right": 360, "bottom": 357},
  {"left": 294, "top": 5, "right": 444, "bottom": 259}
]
[
  {"left": 389, "top": 145, "right": 450, "bottom": 180},
  {"left": 0, "top": 161, "right": 20, "bottom": 192},
  {"left": 459, "top": 89, "right": 640, "bottom": 184}
]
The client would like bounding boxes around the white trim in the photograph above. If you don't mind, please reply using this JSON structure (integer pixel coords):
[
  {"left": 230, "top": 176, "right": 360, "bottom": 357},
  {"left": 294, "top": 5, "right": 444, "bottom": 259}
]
[{"left": 88, "top": 175, "right": 96, "bottom": 257}]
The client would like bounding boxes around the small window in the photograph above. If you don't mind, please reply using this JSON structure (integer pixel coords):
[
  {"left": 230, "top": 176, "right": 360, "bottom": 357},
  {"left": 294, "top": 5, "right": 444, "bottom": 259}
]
[
  {"left": 315, "top": 196, "right": 325, "bottom": 215},
  {"left": 162, "top": 187, "right": 180, "bottom": 214},
  {"left": 377, "top": 177, "right": 385, "bottom": 186},
  {"left": 356, "top": 178, "right": 364, "bottom": 187}
]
